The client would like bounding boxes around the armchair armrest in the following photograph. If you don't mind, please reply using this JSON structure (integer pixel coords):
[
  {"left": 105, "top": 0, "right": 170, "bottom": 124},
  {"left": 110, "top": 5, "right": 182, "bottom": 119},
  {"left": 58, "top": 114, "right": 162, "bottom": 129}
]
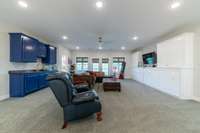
[
  {"left": 72, "top": 90, "right": 99, "bottom": 105},
  {"left": 75, "top": 84, "right": 89, "bottom": 90},
  {"left": 74, "top": 84, "right": 89, "bottom": 93}
]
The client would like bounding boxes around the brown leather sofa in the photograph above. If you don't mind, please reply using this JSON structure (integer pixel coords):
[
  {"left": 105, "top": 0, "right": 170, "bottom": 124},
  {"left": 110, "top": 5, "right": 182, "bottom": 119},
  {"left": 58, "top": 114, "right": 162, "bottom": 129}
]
[
  {"left": 73, "top": 74, "right": 95, "bottom": 88},
  {"left": 73, "top": 72, "right": 104, "bottom": 88}
]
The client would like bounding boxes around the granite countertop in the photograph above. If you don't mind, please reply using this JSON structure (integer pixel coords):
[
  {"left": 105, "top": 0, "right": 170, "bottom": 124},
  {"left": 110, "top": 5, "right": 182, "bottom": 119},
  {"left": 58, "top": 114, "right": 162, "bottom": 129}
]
[{"left": 9, "top": 70, "right": 58, "bottom": 74}]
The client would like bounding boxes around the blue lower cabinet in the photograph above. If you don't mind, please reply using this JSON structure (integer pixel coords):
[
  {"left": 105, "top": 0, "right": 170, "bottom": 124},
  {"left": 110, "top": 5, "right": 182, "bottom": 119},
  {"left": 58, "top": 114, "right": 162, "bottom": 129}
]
[
  {"left": 9, "top": 71, "right": 49, "bottom": 97},
  {"left": 24, "top": 74, "right": 39, "bottom": 94},
  {"left": 9, "top": 74, "right": 25, "bottom": 97},
  {"left": 38, "top": 73, "right": 48, "bottom": 88}
]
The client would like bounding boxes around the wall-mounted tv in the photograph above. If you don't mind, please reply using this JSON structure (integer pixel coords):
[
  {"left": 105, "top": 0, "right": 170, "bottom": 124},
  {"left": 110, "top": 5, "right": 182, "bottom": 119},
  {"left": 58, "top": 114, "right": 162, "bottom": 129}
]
[{"left": 142, "top": 52, "right": 157, "bottom": 65}]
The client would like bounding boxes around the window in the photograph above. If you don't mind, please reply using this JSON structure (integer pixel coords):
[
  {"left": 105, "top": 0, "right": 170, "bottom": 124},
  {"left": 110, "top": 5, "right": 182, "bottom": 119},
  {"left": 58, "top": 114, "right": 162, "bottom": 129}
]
[
  {"left": 76, "top": 57, "right": 88, "bottom": 73},
  {"left": 112, "top": 57, "right": 125, "bottom": 73},
  {"left": 92, "top": 58, "right": 99, "bottom": 72},
  {"left": 102, "top": 58, "right": 109, "bottom": 76}
]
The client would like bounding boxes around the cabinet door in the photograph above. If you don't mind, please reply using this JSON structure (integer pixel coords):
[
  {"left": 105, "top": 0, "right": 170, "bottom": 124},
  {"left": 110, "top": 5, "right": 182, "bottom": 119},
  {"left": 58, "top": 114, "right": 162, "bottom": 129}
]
[
  {"left": 38, "top": 73, "right": 48, "bottom": 88},
  {"left": 38, "top": 42, "right": 47, "bottom": 58},
  {"left": 9, "top": 33, "right": 24, "bottom": 62},
  {"left": 49, "top": 46, "right": 57, "bottom": 64},
  {"left": 22, "top": 36, "right": 37, "bottom": 62},
  {"left": 53, "top": 47, "right": 57, "bottom": 64},
  {"left": 158, "top": 69, "right": 180, "bottom": 97},
  {"left": 43, "top": 46, "right": 57, "bottom": 64},
  {"left": 24, "top": 74, "right": 38, "bottom": 94}
]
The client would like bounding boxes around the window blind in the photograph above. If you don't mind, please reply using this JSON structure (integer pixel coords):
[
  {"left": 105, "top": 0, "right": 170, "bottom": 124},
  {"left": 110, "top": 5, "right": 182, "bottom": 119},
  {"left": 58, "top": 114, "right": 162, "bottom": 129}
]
[{"left": 92, "top": 58, "right": 99, "bottom": 63}]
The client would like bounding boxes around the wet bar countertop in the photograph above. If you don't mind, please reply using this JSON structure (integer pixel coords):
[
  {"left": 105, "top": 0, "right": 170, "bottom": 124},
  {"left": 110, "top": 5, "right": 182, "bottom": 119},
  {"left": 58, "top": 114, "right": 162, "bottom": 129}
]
[{"left": 8, "top": 70, "right": 57, "bottom": 74}]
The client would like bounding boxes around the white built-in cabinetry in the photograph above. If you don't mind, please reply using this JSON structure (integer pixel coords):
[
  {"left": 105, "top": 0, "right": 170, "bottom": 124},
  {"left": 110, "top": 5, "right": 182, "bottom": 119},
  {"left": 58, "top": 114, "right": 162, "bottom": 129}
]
[
  {"left": 132, "top": 33, "right": 194, "bottom": 100},
  {"left": 132, "top": 68, "right": 144, "bottom": 83},
  {"left": 157, "top": 33, "right": 194, "bottom": 68}
]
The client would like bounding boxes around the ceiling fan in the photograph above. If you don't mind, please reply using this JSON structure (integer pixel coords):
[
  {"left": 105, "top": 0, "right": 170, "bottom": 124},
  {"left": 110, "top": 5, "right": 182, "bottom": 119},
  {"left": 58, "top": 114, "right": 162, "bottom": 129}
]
[
  {"left": 97, "top": 37, "right": 103, "bottom": 50},
  {"left": 97, "top": 36, "right": 115, "bottom": 50},
  {"left": 94, "top": 35, "right": 114, "bottom": 50}
]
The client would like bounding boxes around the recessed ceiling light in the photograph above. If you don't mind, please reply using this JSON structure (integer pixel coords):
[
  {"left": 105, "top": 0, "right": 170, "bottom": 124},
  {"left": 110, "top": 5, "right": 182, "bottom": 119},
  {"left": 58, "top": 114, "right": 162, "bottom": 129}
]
[
  {"left": 62, "top": 36, "right": 68, "bottom": 40},
  {"left": 171, "top": 1, "right": 181, "bottom": 9},
  {"left": 76, "top": 46, "right": 80, "bottom": 50},
  {"left": 98, "top": 46, "right": 103, "bottom": 50},
  {"left": 18, "top": 1, "right": 28, "bottom": 8},
  {"left": 132, "top": 36, "right": 139, "bottom": 41},
  {"left": 96, "top": 1, "right": 103, "bottom": 9},
  {"left": 121, "top": 46, "right": 126, "bottom": 50}
]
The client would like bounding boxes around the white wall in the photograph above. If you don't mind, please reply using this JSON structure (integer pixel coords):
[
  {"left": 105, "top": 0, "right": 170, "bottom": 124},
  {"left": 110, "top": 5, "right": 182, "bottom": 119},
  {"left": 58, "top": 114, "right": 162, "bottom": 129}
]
[
  {"left": 57, "top": 45, "right": 72, "bottom": 72},
  {"left": 71, "top": 50, "right": 132, "bottom": 79},
  {"left": 131, "top": 51, "right": 140, "bottom": 68},
  {"left": 141, "top": 45, "right": 157, "bottom": 55},
  {"left": 193, "top": 28, "right": 200, "bottom": 100},
  {"left": 0, "top": 22, "right": 52, "bottom": 101}
]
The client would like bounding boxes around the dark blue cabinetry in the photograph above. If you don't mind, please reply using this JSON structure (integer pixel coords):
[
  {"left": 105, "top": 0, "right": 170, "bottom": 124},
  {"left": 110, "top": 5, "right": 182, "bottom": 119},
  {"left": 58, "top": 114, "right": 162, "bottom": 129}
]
[
  {"left": 23, "top": 36, "right": 38, "bottom": 62},
  {"left": 38, "top": 73, "right": 48, "bottom": 88},
  {"left": 9, "top": 33, "right": 56, "bottom": 64},
  {"left": 9, "top": 71, "right": 49, "bottom": 97},
  {"left": 37, "top": 42, "right": 47, "bottom": 58},
  {"left": 24, "top": 74, "right": 39, "bottom": 94},
  {"left": 10, "top": 33, "right": 38, "bottom": 62},
  {"left": 43, "top": 45, "right": 57, "bottom": 64}
]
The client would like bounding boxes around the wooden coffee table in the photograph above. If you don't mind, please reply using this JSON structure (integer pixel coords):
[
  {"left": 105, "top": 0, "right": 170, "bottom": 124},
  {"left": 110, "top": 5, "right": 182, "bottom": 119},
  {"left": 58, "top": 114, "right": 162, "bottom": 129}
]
[{"left": 103, "top": 78, "right": 121, "bottom": 92}]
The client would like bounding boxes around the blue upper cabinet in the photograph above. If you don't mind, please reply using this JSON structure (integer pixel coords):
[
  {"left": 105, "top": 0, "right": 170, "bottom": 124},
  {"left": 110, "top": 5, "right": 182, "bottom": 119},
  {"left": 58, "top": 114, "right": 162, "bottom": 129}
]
[
  {"left": 9, "top": 33, "right": 56, "bottom": 63},
  {"left": 10, "top": 33, "right": 38, "bottom": 62},
  {"left": 37, "top": 42, "right": 47, "bottom": 58},
  {"left": 43, "top": 45, "right": 57, "bottom": 64},
  {"left": 23, "top": 35, "right": 38, "bottom": 62}
]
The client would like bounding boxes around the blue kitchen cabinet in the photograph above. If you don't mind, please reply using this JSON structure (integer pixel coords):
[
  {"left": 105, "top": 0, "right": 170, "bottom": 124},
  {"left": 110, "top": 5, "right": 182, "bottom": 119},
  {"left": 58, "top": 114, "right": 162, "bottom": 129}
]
[
  {"left": 43, "top": 45, "right": 57, "bottom": 64},
  {"left": 9, "top": 33, "right": 38, "bottom": 62},
  {"left": 37, "top": 42, "right": 47, "bottom": 58},
  {"left": 24, "top": 74, "right": 39, "bottom": 94},
  {"left": 38, "top": 73, "right": 48, "bottom": 88},
  {"left": 9, "top": 74, "right": 25, "bottom": 97},
  {"left": 10, "top": 33, "right": 57, "bottom": 63},
  {"left": 23, "top": 36, "right": 38, "bottom": 62},
  {"left": 9, "top": 71, "right": 50, "bottom": 97}
]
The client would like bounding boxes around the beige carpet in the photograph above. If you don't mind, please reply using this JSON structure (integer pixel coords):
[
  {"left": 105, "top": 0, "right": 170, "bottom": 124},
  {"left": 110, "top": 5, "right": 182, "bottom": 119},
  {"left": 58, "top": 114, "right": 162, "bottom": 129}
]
[{"left": 1, "top": 80, "right": 200, "bottom": 133}]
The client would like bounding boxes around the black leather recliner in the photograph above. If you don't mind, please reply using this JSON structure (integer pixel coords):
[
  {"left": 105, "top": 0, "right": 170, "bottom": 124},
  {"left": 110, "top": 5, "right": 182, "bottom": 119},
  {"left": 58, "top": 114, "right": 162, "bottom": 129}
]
[{"left": 47, "top": 72, "right": 102, "bottom": 129}]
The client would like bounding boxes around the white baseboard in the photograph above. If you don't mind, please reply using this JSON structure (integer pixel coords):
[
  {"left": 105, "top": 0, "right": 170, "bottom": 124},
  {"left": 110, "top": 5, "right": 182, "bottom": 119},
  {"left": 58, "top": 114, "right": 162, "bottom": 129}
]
[
  {"left": 193, "top": 97, "right": 200, "bottom": 102},
  {"left": 0, "top": 95, "right": 9, "bottom": 101}
]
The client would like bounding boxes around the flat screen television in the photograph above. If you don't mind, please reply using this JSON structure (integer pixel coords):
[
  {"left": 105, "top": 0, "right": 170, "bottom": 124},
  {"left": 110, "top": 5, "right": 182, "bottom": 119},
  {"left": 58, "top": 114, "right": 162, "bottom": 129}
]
[{"left": 142, "top": 52, "right": 157, "bottom": 65}]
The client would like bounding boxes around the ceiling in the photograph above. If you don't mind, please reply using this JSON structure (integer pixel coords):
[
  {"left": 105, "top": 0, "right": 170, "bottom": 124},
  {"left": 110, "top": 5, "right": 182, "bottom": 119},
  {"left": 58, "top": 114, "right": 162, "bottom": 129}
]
[{"left": 0, "top": 0, "right": 200, "bottom": 51}]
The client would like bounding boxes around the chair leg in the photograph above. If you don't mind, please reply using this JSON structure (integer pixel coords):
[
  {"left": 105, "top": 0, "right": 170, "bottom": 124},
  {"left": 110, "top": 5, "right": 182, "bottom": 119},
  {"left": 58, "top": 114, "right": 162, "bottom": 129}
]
[
  {"left": 62, "top": 122, "right": 68, "bottom": 129},
  {"left": 96, "top": 112, "right": 102, "bottom": 121}
]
